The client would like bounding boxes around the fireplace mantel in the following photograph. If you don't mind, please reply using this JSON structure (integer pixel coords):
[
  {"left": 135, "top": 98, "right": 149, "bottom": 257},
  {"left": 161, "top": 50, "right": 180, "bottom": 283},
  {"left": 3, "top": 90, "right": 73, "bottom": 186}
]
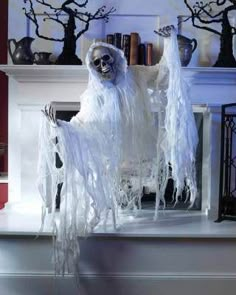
[
  {"left": 0, "top": 65, "right": 88, "bottom": 83},
  {"left": 1, "top": 65, "right": 236, "bottom": 85}
]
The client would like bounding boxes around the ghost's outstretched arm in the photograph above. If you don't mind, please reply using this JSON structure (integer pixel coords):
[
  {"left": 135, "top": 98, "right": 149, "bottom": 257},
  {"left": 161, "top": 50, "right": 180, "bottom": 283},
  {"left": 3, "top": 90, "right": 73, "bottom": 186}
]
[
  {"left": 41, "top": 104, "right": 58, "bottom": 127},
  {"left": 130, "top": 64, "right": 159, "bottom": 89}
]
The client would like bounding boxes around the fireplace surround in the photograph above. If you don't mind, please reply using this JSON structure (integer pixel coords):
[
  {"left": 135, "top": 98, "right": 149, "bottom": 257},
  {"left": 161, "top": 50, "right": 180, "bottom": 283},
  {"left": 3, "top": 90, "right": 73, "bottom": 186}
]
[{"left": 0, "top": 65, "right": 236, "bottom": 222}]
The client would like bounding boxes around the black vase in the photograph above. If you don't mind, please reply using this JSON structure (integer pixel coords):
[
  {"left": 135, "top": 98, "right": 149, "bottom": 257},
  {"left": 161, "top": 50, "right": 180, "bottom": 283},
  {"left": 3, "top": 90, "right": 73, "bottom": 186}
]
[{"left": 8, "top": 37, "right": 35, "bottom": 65}]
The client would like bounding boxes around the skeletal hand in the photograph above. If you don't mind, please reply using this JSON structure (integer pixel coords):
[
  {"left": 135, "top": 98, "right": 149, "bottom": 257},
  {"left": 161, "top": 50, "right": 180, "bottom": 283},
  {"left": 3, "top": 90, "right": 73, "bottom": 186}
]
[
  {"left": 41, "top": 104, "right": 58, "bottom": 127},
  {"left": 154, "top": 25, "right": 175, "bottom": 37}
]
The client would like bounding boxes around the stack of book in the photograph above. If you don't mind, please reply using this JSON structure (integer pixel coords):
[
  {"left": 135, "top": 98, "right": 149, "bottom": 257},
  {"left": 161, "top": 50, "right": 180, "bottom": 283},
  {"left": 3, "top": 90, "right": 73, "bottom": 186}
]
[{"left": 106, "top": 32, "right": 153, "bottom": 66}]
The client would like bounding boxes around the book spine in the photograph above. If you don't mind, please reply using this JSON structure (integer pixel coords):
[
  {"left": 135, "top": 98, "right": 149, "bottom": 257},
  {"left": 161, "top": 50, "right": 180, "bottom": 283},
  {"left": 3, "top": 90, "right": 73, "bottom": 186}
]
[
  {"left": 146, "top": 43, "right": 153, "bottom": 66},
  {"left": 113, "top": 33, "right": 122, "bottom": 49},
  {"left": 129, "top": 32, "right": 139, "bottom": 65},
  {"left": 106, "top": 34, "right": 114, "bottom": 45},
  {"left": 138, "top": 43, "right": 146, "bottom": 65},
  {"left": 122, "top": 34, "right": 130, "bottom": 65}
]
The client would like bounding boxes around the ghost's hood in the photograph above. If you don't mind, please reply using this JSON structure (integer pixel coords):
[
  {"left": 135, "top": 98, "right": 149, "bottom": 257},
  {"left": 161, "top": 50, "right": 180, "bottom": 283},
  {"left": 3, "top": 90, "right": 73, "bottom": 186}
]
[{"left": 85, "top": 42, "right": 127, "bottom": 88}]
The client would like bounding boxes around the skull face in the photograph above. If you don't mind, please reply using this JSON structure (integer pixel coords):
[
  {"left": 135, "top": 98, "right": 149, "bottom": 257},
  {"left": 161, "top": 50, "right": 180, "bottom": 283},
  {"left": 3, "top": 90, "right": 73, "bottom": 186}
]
[{"left": 91, "top": 46, "right": 116, "bottom": 81}]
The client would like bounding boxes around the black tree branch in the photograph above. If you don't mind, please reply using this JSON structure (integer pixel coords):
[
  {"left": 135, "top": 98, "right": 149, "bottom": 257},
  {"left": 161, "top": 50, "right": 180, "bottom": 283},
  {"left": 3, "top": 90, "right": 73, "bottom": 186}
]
[
  {"left": 23, "top": 0, "right": 64, "bottom": 41},
  {"left": 75, "top": 6, "right": 115, "bottom": 39},
  {"left": 216, "top": 0, "right": 227, "bottom": 5},
  {"left": 23, "top": 0, "right": 115, "bottom": 64},
  {"left": 33, "top": 0, "right": 60, "bottom": 11},
  {"left": 184, "top": 0, "right": 236, "bottom": 67},
  {"left": 193, "top": 1, "right": 224, "bottom": 19},
  {"left": 43, "top": 12, "right": 66, "bottom": 27},
  {"left": 184, "top": 0, "right": 222, "bottom": 35},
  {"left": 64, "top": 0, "right": 89, "bottom": 8}
]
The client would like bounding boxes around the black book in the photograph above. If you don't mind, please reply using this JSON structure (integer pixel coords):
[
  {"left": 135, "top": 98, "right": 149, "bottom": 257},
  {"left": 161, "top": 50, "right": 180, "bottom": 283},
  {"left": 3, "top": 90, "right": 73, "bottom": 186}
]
[
  {"left": 122, "top": 34, "right": 130, "bottom": 65},
  {"left": 114, "top": 33, "right": 122, "bottom": 49},
  {"left": 138, "top": 43, "right": 146, "bottom": 65}
]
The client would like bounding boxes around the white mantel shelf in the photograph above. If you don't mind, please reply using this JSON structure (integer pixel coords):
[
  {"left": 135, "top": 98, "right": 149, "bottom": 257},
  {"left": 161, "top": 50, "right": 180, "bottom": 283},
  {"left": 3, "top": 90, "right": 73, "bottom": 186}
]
[
  {"left": 1, "top": 64, "right": 236, "bottom": 84},
  {"left": 0, "top": 64, "right": 88, "bottom": 83},
  {"left": 1, "top": 208, "right": 236, "bottom": 238}
]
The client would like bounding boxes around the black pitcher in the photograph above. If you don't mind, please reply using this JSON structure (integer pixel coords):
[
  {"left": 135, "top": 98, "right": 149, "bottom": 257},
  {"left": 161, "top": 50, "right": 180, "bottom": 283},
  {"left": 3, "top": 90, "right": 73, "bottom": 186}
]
[
  {"left": 8, "top": 37, "right": 35, "bottom": 65},
  {"left": 33, "top": 52, "right": 52, "bottom": 65},
  {"left": 177, "top": 34, "right": 197, "bottom": 66}
]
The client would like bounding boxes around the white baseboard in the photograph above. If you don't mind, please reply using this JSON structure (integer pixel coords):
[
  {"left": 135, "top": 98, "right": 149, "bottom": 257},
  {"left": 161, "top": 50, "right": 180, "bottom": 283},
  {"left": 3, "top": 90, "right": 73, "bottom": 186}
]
[{"left": 1, "top": 274, "right": 236, "bottom": 295}]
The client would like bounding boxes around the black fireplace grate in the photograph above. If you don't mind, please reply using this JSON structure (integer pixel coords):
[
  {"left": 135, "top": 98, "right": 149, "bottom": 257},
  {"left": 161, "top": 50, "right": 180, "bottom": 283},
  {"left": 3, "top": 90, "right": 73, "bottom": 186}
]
[{"left": 216, "top": 103, "right": 236, "bottom": 222}]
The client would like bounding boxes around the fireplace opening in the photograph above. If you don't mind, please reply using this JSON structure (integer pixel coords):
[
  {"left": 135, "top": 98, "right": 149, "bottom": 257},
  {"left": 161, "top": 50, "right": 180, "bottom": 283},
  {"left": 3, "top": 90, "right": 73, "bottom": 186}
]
[
  {"left": 53, "top": 102, "right": 80, "bottom": 209},
  {"left": 140, "top": 112, "right": 203, "bottom": 210},
  {"left": 54, "top": 103, "right": 203, "bottom": 211}
]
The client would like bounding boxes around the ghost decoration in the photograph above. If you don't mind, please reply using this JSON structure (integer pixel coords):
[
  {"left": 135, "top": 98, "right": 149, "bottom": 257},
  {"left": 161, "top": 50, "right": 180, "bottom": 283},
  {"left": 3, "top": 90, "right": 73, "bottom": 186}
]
[{"left": 38, "top": 28, "right": 198, "bottom": 275}]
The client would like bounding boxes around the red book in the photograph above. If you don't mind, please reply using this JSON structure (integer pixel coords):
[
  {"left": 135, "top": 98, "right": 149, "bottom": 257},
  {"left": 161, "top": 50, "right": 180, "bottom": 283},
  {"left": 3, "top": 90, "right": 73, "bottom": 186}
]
[{"left": 146, "top": 43, "right": 153, "bottom": 66}]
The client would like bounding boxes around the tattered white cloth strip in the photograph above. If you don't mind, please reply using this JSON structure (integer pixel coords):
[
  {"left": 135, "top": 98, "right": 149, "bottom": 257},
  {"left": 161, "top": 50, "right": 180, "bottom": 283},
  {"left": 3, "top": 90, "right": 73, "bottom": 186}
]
[
  {"left": 154, "top": 29, "right": 198, "bottom": 216},
  {"left": 37, "top": 28, "right": 198, "bottom": 274}
]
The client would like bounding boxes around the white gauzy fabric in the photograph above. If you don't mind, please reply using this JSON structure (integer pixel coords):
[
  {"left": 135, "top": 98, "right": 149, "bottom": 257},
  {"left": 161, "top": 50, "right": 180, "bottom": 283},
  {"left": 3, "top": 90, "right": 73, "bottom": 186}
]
[
  {"left": 37, "top": 28, "right": 198, "bottom": 274},
  {"left": 154, "top": 30, "right": 199, "bottom": 216}
]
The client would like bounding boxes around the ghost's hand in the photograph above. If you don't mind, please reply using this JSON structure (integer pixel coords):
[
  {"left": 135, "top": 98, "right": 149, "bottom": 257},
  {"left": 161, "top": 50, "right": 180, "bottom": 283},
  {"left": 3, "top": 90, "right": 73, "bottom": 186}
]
[
  {"left": 41, "top": 104, "right": 58, "bottom": 127},
  {"left": 154, "top": 25, "right": 175, "bottom": 38}
]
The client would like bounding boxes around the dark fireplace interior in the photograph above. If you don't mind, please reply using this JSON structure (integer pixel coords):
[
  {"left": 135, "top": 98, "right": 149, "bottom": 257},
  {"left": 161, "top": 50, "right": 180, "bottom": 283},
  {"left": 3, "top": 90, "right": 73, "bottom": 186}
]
[{"left": 55, "top": 108, "right": 203, "bottom": 211}]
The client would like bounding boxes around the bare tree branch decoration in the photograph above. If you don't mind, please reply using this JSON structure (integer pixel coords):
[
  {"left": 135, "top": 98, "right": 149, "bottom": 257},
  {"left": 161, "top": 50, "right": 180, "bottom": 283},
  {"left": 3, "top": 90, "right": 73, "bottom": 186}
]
[
  {"left": 23, "top": 0, "right": 115, "bottom": 65},
  {"left": 184, "top": 0, "right": 236, "bottom": 67}
]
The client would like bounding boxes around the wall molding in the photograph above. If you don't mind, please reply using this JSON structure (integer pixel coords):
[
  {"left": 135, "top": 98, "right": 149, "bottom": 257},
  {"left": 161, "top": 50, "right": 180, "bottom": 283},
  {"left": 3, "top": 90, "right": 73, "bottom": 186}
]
[
  {"left": 1, "top": 272, "right": 236, "bottom": 280},
  {"left": 1, "top": 65, "right": 236, "bottom": 85}
]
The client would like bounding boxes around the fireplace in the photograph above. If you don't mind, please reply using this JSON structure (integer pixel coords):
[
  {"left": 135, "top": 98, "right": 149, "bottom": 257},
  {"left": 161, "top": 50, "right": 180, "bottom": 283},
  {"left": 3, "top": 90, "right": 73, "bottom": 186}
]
[
  {"left": 1, "top": 65, "right": 236, "bottom": 220},
  {"left": 51, "top": 102, "right": 203, "bottom": 211}
]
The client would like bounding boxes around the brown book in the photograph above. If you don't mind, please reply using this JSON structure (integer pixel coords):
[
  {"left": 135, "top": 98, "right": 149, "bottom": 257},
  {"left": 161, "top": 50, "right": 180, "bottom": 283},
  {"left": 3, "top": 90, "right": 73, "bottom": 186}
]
[
  {"left": 122, "top": 34, "right": 130, "bottom": 65},
  {"left": 129, "top": 32, "right": 140, "bottom": 65},
  {"left": 146, "top": 43, "right": 153, "bottom": 66},
  {"left": 106, "top": 34, "right": 114, "bottom": 45}
]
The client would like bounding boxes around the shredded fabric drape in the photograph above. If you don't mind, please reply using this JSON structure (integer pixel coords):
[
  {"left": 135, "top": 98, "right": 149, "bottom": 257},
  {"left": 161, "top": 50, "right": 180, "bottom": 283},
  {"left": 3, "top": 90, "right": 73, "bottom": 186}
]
[{"left": 37, "top": 28, "right": 198, "bottom": 275}]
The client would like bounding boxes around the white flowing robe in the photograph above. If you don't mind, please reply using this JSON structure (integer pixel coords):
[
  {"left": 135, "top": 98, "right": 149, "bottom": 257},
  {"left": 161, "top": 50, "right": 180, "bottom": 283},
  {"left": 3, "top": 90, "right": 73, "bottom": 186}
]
[{"left": 37, "top": 29, "right": 198, "bottom": 274}]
